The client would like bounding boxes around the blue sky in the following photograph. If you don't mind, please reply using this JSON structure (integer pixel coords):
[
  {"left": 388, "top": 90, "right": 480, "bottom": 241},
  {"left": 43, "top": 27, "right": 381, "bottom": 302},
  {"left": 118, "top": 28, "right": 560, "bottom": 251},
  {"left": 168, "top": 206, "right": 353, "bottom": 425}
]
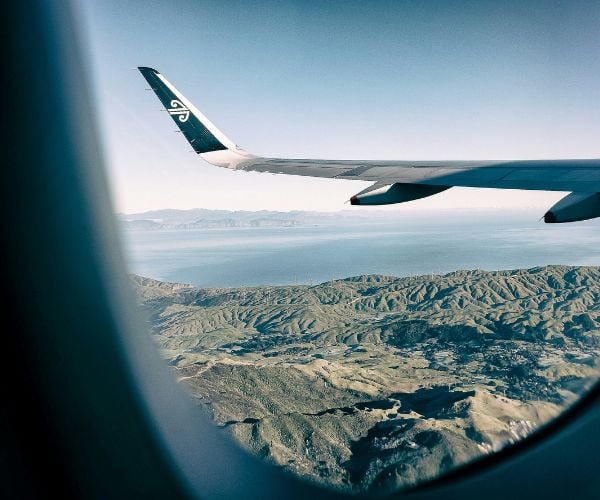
[{"left": 80, "top": 0, "right": 600, "bottom": 213}]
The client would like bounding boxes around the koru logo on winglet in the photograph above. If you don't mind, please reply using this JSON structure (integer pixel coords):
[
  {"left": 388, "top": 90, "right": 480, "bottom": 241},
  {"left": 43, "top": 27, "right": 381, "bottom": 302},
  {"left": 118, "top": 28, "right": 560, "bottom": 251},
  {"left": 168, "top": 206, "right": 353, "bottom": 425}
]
[{"left": 167, "top": 99, "right": 190, "bottom": 122}]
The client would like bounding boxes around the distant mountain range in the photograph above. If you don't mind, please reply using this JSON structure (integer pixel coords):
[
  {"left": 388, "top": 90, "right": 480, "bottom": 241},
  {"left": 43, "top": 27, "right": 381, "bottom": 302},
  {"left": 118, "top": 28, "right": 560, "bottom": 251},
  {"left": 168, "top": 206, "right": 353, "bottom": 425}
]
[
  {"left": 118, "top": 207, "right": 540, "bottom": 230},
  {"left": 132, "top": 265, "right": 600, "bottom": 494},
  {"left": 118, "top": 208, "right": 355, "bottom": 230}
]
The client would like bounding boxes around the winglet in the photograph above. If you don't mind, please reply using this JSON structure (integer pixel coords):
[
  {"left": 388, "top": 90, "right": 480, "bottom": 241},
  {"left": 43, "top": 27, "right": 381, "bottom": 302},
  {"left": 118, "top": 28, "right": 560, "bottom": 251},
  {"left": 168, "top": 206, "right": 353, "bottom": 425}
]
[{"left": 137, "top": 66, "right": 236, "bottom": 154}]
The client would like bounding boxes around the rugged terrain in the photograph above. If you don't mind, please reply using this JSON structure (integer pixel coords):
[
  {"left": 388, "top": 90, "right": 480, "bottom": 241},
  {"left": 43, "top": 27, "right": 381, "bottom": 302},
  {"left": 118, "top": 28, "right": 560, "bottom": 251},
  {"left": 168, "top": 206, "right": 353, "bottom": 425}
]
[{"left": 132, "top": 265, "right": 600, "bottom": 494}]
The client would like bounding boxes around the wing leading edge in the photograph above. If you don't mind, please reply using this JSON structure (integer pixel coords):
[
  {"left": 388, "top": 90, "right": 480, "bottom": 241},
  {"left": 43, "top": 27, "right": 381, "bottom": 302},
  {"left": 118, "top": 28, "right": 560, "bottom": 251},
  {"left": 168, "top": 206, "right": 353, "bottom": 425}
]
[{"left": 138, "top": 67, "right": 600, "bottom": 222}]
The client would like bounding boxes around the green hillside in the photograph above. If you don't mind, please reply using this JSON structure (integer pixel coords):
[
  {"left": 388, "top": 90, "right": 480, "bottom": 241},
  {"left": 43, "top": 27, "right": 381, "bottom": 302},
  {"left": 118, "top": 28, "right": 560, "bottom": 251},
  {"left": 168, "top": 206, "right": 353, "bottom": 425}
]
[{"left": 132, "top": 265, "right": 600, "bottom": 494}]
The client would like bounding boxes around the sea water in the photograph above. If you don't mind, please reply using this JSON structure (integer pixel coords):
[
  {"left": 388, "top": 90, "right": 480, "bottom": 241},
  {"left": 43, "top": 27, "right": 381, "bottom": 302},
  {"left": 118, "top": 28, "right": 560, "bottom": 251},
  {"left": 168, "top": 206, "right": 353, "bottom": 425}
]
[{"left": 120, "top": 210, "right": 600, "bottom": 288}]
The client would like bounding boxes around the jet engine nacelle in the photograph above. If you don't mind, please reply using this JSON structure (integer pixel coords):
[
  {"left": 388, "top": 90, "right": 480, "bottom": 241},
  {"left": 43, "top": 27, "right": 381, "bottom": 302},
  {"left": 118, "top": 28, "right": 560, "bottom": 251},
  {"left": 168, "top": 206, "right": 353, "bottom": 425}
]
[
  {"left": 544, "top": 192, "right": 600, "bottom": 223},
  {"left": 350, "top": 182, "right": 449, "bottom": 206}
]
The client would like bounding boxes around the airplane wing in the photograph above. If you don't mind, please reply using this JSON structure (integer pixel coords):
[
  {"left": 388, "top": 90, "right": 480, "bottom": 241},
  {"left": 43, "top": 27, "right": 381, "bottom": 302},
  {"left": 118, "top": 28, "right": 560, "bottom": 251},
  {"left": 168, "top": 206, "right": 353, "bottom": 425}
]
[{"left": 138, "top": 67, "right": 600, "bottom": 223}]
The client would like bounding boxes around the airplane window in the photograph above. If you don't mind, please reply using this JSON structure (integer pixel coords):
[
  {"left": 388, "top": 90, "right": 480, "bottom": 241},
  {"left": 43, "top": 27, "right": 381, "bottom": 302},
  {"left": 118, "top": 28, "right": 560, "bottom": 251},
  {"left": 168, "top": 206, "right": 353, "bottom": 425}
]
[{"left": 81, "top": 0, "right": 600, "bottom": 494}]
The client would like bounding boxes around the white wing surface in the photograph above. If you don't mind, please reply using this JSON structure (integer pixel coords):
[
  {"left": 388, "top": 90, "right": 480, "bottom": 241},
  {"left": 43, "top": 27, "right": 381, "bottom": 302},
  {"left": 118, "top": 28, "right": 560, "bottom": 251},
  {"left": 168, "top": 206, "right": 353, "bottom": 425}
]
[{"left": 139, "top": 67, "right": 600, "bottom": 222}]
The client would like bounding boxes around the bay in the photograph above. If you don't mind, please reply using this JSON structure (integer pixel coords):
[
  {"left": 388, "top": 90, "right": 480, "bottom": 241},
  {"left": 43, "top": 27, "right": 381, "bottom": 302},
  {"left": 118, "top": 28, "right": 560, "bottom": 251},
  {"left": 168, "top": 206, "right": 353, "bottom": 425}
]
[{"left": 120, "top": 210, "right": 600, "bottom": 288}]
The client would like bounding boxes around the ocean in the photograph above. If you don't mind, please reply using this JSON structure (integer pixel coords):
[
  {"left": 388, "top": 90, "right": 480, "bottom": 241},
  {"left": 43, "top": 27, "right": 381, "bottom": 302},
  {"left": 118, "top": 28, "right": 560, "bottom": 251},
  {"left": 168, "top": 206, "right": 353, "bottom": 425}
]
[{"left": 120, "top": 210, "right": 600, "bottom": 288}]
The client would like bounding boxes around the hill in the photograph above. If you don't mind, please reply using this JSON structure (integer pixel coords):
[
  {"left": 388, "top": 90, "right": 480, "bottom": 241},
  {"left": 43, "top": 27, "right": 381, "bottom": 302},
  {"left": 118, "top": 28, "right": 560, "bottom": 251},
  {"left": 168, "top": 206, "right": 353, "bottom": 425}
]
[
  {"left": 118, "top": 208, "right": 348, "bottom": 230},
  {"left": 132, "top": 265, "right": 600, "bottom": 494}
]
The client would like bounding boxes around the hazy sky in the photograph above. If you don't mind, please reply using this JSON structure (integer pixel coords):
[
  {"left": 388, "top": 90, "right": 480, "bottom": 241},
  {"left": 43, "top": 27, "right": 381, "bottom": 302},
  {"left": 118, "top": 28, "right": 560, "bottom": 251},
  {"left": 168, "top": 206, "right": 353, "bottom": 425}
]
[{"left": 80, "top": 0, "right": 600, "bottom": 214}]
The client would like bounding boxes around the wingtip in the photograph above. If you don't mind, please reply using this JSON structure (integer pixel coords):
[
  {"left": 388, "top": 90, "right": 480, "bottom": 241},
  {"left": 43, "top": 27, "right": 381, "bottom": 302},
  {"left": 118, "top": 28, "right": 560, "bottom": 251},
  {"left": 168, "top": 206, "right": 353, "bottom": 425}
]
[{"left": 137, "top": 66, "right": 159, "bottom": 74}]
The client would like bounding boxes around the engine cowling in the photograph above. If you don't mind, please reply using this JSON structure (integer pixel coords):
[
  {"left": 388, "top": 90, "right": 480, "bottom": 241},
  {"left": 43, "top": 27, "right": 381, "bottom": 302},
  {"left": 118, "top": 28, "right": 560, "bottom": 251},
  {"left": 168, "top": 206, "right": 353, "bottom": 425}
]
[
  {"left": 544, "top": 192, "right": 600, "bottom": 223},
  {"left": 350, "top": 183, "right": 449, "bottom": 206}
]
